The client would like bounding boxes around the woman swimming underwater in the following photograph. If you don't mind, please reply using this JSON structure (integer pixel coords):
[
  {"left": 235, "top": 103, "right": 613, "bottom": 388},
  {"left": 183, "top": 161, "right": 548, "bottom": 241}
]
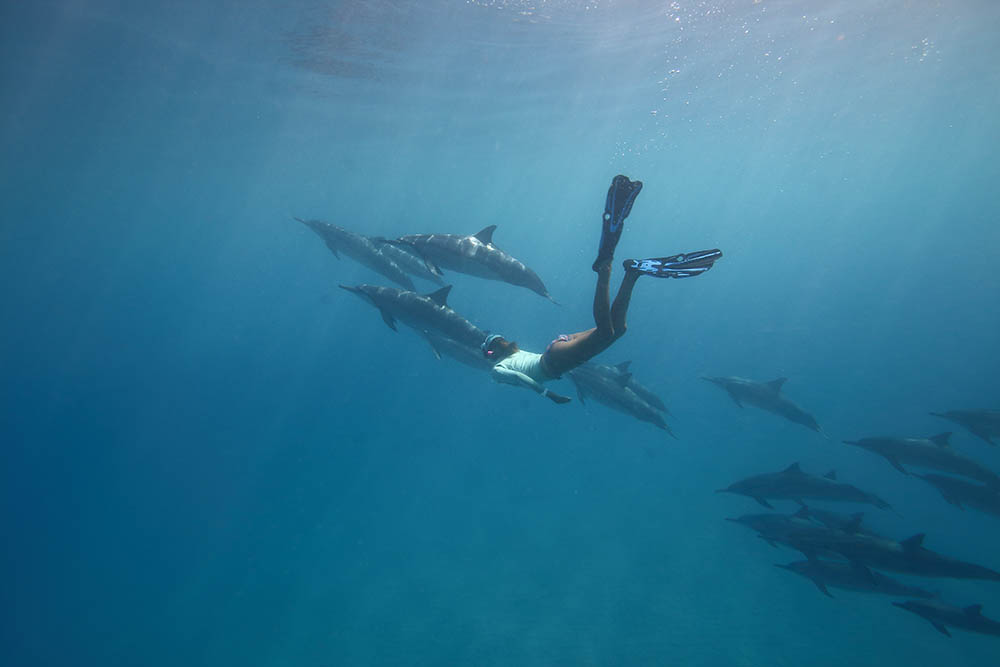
[{"left": 482, "top": 175, "right": 722, "bottom": 404}]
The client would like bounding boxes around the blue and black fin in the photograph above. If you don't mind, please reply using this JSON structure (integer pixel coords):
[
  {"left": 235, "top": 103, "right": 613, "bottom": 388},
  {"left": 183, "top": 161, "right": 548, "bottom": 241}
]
[
  {"left": 624, "top": 248, "right": 723, "bottom": 278},
  {"left": 593, "top": 175, "right": 643, "bottom": 271}
]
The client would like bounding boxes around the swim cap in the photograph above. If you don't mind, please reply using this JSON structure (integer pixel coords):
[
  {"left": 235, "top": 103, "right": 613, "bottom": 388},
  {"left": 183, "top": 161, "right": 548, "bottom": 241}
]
[{"left": 481, "top": 334, "right": 504, "bottom": 356}]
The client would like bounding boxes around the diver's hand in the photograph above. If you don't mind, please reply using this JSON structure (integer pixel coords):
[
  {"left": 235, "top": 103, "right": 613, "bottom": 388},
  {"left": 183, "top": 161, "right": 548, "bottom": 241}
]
[{"left": 542, "top": 389, "right": 572, "bottom": 405}]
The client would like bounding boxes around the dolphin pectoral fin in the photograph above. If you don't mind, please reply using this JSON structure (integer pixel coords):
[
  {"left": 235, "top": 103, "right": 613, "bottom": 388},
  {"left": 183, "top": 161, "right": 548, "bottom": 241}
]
[
  {"left": 885, "top": 456, "right": 908, "bottom": 475},
  {"left": 812, "top": 579, "right": 834, "bottom": 599},
  {"left": 378, "top": 308, "right": 397, "bottom": 331},
  {"left": 422, "top": 332, "right": 442, "bottom": 360},
  {"left": 759, "top": 536, "right": 779, "bottom": 548},
  {"left": 931, "top": 621, "right": 952, "bottom": 638},
  {"left": 726, "top": 389, "right": 744, "bottom": 408},
  {"left": 850, "top": 561, "right": 877, "bottom": 586},
  {"left": 754, "top": 497, "right": 774, "bottom": 509}
]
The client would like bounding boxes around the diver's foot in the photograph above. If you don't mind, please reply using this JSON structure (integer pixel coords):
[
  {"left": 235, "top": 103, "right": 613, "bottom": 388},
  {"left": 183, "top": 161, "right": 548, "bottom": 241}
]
[
  {"left": 624, "top": 249, "right": 723, "bottom": 278},
  {"left": 593, "top": 175, "right": 643, "bottom": 272}
]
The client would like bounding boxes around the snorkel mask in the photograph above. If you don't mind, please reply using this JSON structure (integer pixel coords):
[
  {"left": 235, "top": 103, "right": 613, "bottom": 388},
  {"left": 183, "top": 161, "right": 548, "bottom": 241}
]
[{"left": 481, "top": 334, "right": 504, "bottom": 359}]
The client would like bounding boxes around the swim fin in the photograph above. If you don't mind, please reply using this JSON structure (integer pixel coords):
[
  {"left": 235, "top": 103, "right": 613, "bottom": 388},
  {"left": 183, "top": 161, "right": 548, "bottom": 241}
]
[
  {"left": 593, "top": 175, "right": 643, "bottom": 271},
  {"left": 624, "top": 249, "right": 723, "bottom": 278}
]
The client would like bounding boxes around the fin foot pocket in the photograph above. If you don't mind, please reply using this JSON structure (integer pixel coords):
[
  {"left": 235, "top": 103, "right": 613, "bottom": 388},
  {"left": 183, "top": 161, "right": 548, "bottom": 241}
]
[
  {"left": 624, "top": 248, "right": 722, "bottom": 278},
  {"left": 593, "top": 175, "right": 643, "bottom": 271}
]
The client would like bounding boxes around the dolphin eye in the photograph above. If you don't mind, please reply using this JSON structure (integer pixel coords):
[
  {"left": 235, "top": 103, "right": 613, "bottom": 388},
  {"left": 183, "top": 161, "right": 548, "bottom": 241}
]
[{"left": 603, "top": 213, "right": 611, "bottom": 221}]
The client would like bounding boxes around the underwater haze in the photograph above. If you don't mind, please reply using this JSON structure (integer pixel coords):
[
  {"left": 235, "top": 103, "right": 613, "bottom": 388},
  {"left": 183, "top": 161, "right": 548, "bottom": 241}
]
[{"left": 3, "top": 0, "right": 1000, "bottom": 664}]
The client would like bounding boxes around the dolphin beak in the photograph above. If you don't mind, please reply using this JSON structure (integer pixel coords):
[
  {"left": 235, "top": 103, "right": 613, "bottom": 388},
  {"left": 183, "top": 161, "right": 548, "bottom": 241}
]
[
  {"left": 338, "top": 284, "right": 361, "bottom": 295},
  {"left": 774, "top": 564, "right": 791, "bottom": 570},
  {"left": 891, "top": 602, "right": 906, "bottom": 609},
  {"left": 842, "top": 440, "right": 857, "bottom": 445},
  {"left": 724, "top": 517, "right": 740, "bottom": 523},
  {"left": 715, "top": 488, "right": 731, "bottom": 494}
]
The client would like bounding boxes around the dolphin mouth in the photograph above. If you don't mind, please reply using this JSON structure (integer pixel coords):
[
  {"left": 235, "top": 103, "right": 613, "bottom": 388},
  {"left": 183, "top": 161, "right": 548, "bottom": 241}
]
[
  {"left": 724, "top": 517, "right": 740, "bottom": 522},
  {"left": 715, "top": 488, "right": 731, "bottom": 494},
  {"left": 842, "top": 440, "right": 858, "bottom": 445}
]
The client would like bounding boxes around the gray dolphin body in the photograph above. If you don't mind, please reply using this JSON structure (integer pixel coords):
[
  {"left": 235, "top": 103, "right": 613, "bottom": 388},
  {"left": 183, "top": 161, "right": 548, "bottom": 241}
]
[
  {"left": 370, "top": 238, "right": 445, "bottom": 285},
  {"left": 396, "top": 226, "right": 555, "bottom": 302},
  {"left": 569, "top": 363, "right": 675, "bottom": 436},
  {"left": 784, "top": 530, "right": 1000, "bottom": 581},
  {"left": 702, "top": 376, "right": 820, "bottom": 432},
  {"left": 916, "top": 473, "right": 1000, "bottom": 517},
  {"left": 297, "top": 218, "right": 415, "bottom": 290},
  {"left": 797, "top": 505, "right": 882, "bottom": 538},
  {"left": 776, "top": 559, "right": 936, "bottom": 599},
  {"left": 893, "top": 599, "right": 1000, "bottom": 638},
  {"left": 421, "top": 331, "right": 494, "bottom": 371},
  {"left": 843, "top": 433, "right": 1000, "bottom": 488},
  {"left": 340, "top": 284, "right": 487, "bottom": 350},
  {"left": 931, "top": 409, "right": 1000, "bottom": 446},
  {"left": 598, "top": 361, "right": 669, "bottom": 414},
  {"left": 718, "top": 462, "right": 892, "bottom": 510}
]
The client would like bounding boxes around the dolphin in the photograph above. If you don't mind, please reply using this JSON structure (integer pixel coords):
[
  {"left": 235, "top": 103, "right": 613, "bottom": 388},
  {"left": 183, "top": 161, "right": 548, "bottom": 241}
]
[
  {"left": 776, "top": 559, "right": 937, "bottom": 599},
  {"left": 796, "top": 505, "right": 881, "bottom": 538},
  {"left": 717, "top": 462, "right": 892, "bottom": 510},
  {"left": 394, "top": 226, "right": 556, "bottom": 302},
  {"left": 779, "top": 530, "right": 1000, "bottom": 581},
  {"left": 421, "top": 331, "right": 494, "bottom": 371},
  {"left": 726, "top": 507, "right": 835, "bottom": 549},
  {"left": 597, "top": 360, "right": 669, "bottom": 414},
  {"left": 568, "top": 363, "right": 675, "bottom": 436},
  {"left": 339, "top": 284, "right": 487, "bottom": 351},
  {"left": 930, "top": 409, "right": 1000, "bottom": 446},
  {"left": 893, "top": 599, "right": 1000, "bottom": 638},
  {"left": 370, "top": 237, "right": 445, "bottom": 285},
  {"left": 915, "top": 473, "right": 1000, "bottom": 518},
  {"left": 701, "top": 376, "right": 821, "bottom": 432},
  {"left": 296, "top": 217, "right": 416, "bottom": 290},
  {"left": 843, "top": 433, "right": 1000, "bottom": 488}
]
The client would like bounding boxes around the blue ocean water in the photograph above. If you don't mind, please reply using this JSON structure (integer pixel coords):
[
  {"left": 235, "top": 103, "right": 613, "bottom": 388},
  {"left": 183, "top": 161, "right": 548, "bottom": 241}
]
[{"left": 2, "top": 0, "right": 1000, "bottom": 664}]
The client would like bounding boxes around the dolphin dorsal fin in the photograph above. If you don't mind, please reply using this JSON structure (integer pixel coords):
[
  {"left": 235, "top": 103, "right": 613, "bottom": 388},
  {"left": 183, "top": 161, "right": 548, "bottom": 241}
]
[
  {"left": 793, "top": 506, "right": 810, "bottom": 520},
  {"left": 474, "top": 225, "right": 497, "bottom": 244},
  {"left": 784, "top": 462, "right": 802, "bottom": 474},
  {"left": 615, "top": 361, "right": 632, "bottom": 373},
  {"left": 824, "top": 470, "right": 837, "bottom": 481},
  {"left": 901, "top": 533, "right": 925, "bottom": 551},
  {"left": 965, "top": 604, "right": 983, "bottom": 616},
  {"left": 426, "top": 285, "right": 452, "bottom": 306},
  {"left": 929, "top": 432, "right": 952, "bottom": 447},
  {"left": 766, "top": 377, "right": 788, "bottom": 393},
  {"left": 613, "top": 372, "right": 632, "bottom": 388},
  {"left": 846, "top": 513, "right": 864, "bottom": 534}
]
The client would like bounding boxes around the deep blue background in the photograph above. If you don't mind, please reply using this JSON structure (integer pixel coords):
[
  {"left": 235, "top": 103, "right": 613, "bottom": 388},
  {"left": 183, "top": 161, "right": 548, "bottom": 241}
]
[{"left": 3, "top": 1, "right": 1000, "bottom": 664}]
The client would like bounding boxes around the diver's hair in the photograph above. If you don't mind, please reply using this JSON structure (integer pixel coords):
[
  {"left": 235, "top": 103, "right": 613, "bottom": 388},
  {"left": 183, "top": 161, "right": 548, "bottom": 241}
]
[{"left": 486, "top": 337, "right": 518, "bottom": 361}]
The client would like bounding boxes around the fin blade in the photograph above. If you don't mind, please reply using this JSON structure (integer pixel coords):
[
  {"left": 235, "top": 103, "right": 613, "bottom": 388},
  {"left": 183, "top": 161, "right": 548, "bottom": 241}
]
[
  {"left": 474, "top": 225, "right": 497, "bottom": 245},
  {"left": 426, "top": 285, "right": 452, "bottom": 306}
]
